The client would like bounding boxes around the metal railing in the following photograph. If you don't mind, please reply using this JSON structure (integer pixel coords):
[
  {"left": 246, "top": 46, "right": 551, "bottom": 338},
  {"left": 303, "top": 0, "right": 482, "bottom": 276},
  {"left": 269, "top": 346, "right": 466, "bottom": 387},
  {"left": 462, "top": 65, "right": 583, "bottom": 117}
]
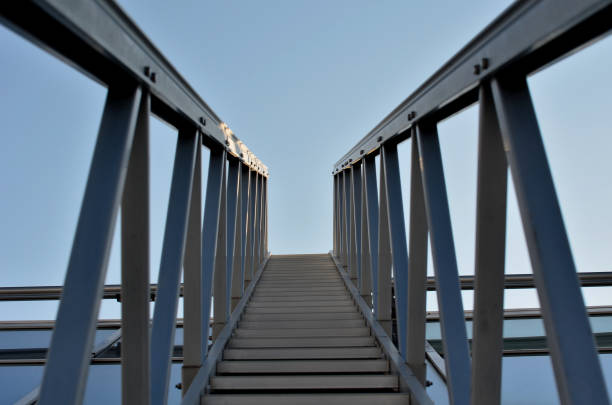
[
  {"left": 331, "top": 1, "right": 612, "bottom": 404},
  {"left": 0, "top": 2, "right": 269, "bottom": 405}
]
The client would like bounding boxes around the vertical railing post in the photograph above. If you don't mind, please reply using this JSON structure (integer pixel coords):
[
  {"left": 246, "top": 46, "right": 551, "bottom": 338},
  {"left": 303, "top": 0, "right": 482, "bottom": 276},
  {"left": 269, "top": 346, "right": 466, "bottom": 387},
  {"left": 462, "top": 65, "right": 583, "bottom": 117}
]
[
  {"left": 351, "top": 162, "right": 363, "bottom": 286},
  {"left": 344, "top": 170, "right": 352, "bottom": 269},
  {"left": 212, "top": 159, "right": 228, "bottom": 340},
  {"left": 244, "top": 169, "right": 256, "bottom": 284},
  {"left": 225, "top": 158, "right": 241, "bottom": 319},
  {"left": 363, "top": 155, "right": 379, "bottom": 313},
  {"left": 491, "top": 75, "right": 609, "bottom": 405},
  {"left": 200, "top": 149, "right": 227, "bottom": 360},
  {"left": 38, "top": 85, "right": 142, "bottom": 405},
  {"left": 333, "top": 174, "right": 338, "bottom": 256},
  {"left": 405, "top": 131, "right": 429, "bottom": 386},
  {"left": 121, "top": 90, "right": 151, "bottom": 404},
  {"left": 230, "top": 162, "right": 243, "bottom": 312},
  {"left": 263, "top": 176, "right": 269, "bottom": 255},
  {"left": 338, "top": 172, "right": 345, "bottom": 264},
  {"left": 235, "top": 164, "right": 250, "bottom": 307},
  {"left": 380, "top": 143, "right": 410, "bottom": 358},
  {"left": 417, "top": 121, "right": 471, "bottom": 405},
  {"left": 470, "top": 82, "right": 507, "bottom": 405},
  {"left": 377, "top": 155, "right": 393, "bottom": 337},
  {"left": 150, "top": 128, "right": 199, "bottom": 405},
  {"left": 182, "top": 130, "right": 202, "bottom": 395},
  {"left": 359, "top": 163, "right": 372, "bottom": 306}
]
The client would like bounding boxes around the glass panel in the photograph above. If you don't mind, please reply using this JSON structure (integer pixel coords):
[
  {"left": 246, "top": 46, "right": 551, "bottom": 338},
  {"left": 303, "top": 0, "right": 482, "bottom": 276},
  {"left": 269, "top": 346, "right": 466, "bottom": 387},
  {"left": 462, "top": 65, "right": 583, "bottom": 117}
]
[
  {"left": 83, "top": 363, "right": 183, "bottom": 404},
  {"left": 425, "top": 315, "right": 612, "bottom": 340},
  {"left": 501, "top": 353, "right": 612, "bottom": 404},
  {"left": 0, "top": 328, "right": 118, "bottom": 350},
  {"left": 0, "top": 365, "right": 44, "bottom": 404}
]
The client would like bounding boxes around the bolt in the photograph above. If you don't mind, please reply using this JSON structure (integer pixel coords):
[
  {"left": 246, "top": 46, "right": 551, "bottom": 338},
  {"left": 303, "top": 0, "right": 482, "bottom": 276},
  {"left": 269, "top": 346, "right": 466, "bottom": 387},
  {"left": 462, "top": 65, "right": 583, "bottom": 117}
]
[
  {"left": 175, "top": 383, "right": 182, "bottom": 390},
  {"left": 408, "top": 111, "right": 417, "bottom": 121},
  {"left": 473, "top": 64, "right": 481, "bottom": 75},
  {"left": 150, "top": 72, "right": 156, "bottom": 82},
  {"left": 240, "top": 152, "right": 244, "bottom": 157},
  {"left": 426, "top": 380, "right": 433, "bottom": 387},
  {"left": 377, "top": 136, "right": 383, "bottom": 142},
  {"left": 481, "top": 57, "right": 489, "bottom": 70},
  {"left": 225, "top": 140, "right": 230, "bottom": 146},
  {"left": 360, "top": 150, "right": 364, "bottom": 155},
  {"left": 199, "top": 117, "right": 206, "bottom": 126},
  {"left": 143, "top": 66, "right": 150, "bottom": 77}
]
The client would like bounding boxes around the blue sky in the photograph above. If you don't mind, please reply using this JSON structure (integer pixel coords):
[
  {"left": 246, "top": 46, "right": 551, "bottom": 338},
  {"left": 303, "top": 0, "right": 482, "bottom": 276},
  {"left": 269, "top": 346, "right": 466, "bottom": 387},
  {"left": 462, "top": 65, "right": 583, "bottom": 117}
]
[{"left": 1, "top": 1, "right": 611, "bottom": 319}]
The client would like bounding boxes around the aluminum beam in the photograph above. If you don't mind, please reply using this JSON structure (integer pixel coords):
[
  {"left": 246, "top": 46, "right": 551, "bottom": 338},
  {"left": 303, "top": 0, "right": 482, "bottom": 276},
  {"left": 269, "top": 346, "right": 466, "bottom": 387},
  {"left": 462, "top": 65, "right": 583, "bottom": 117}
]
[
  {"left": 150, "top": 130, "right": 199, "bottom": 405},
  {"left": 38, "top": 85, "right": 142, "bottom": 405}
]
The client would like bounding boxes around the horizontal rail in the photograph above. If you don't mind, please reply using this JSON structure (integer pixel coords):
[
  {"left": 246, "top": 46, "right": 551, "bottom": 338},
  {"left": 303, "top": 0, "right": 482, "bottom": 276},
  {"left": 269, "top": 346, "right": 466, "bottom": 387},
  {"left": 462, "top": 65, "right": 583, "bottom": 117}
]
[
  {"left": 333, "top": 0, "right": 612, "bottom": 172},
  {"left": 2, "top": 271, "right": 610, "bottom": 301},
  {"left": 0, "top": 1, "right": 267, "bottom": 176}
]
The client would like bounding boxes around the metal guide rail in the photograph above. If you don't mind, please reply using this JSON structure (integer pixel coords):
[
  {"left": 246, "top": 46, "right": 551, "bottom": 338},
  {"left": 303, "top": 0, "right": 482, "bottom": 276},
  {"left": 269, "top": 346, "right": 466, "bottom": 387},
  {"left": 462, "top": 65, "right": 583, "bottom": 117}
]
[
  {"left": 332, "top": 1, "right": 612, "bottom": 404},
  {"left": 0, "top": 1, "right": 270, "bottom": 405}
]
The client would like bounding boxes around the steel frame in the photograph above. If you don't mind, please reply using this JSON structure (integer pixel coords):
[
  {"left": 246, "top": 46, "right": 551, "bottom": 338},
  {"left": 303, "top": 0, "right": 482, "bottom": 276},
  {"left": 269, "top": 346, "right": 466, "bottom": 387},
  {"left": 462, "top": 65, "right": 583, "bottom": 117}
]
[
  {"left": 0, "top": 2, "right": 270, "bottom": 405},
  {"left": 332, "top": 1, "right": 612, "bottom": 404}
]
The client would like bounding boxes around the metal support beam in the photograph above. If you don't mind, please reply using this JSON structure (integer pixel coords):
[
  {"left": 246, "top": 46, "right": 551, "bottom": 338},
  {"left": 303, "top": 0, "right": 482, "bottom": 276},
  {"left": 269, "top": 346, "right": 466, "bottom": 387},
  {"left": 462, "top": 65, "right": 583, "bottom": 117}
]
[
  {"left": 416, "top": 121, "right": 470, "bottom": 405},
  {"left": 212, "top": 158, "right": 228, "bottom": 340},
  {"left": 491, "top": 75, "right": 609, "bottom": 405},
  {"left": 150, "top": 129, "right": 199, "bottom": 405},
  {"left": 244, "top": 170, "right": 256, "bottom": 285},
  {"left": 349, "top": 167, "right": 359, "bottom": 282},
  {"left": 38, "top": 85, "right": 142, "bottom": 405},
  {"left": 351, "top": 163, "right": 363, "bottom": 285},
  {"left": 182, "top": 134, "right": 202, "bottom": 394},
  {"left": 363, "top": 155, "right": 379, "bottom": 312},
  {"left": 377, "top": 155, "right": 393, "bottom": 337},
  {"left": 470, "top": 82, "right": 507, "bottom": 405},
  {"left": 343, "top": 170, "right": 351, "bottom": 268},
  {"left": 121, "top": 90, "right": 151, "bottom": 404},
  {"left": 229, "top": 161, "right": 243, "bottom": 312},
  {"left": 234, "top": 164, "right": 250, "bottom": 309},
  {"left": 406, "top": 132, "right": 429, "bottom": 386},
  {"left": 380, "top": 143, "right": 410, "bottom": 358},
  {"left": 200, "top": 149, "right": 226, "bottom": 360},
  {"left": 359, "top": 163, "right": 372, "bottom": 305}
]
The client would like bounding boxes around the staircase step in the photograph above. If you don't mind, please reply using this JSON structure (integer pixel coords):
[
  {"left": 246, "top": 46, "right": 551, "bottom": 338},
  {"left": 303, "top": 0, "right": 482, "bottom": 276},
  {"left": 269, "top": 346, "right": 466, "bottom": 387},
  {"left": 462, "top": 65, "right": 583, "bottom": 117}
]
[
  {"left": 246, "top": 305, "right": 355, "bottom": 314},
  {"left": 223, "top": 347, "right": 382, "bottom": 360},
  {"left": 210, "top": 374, "right": 398, "bottom": 391},
  {"left": 248, "top": 300, "right": 352, "bottom": 308},
  {"left": 228, "top": 336, "right": 375, "bottom": 348},
  {"left": 241, "top": 312, "right": 361, "bottom": 321},
  {"left": 239, "top": 319, "right": 364, "bottom": 329},
  {"left": 233, "top": 327, "right": 370, "bottom": 338},
  {"left": 216, "top": 359, "right": 389, "bottom": 374},
  {"left": 250, "top": 295, "right": 350, "bottom": 302},
  {"left": 255, "top": 287, "right": 346, "bottom": 293},
  {"left": 203, "top": 393, "right": 410, "bottom": 405}
]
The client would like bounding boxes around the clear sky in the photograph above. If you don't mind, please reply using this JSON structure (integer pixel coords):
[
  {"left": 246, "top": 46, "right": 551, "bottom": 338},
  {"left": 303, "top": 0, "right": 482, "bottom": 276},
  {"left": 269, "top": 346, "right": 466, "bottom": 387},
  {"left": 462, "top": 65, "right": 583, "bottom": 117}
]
[{"left": 1, "top": 1, "right": 611, "bottom": 319}]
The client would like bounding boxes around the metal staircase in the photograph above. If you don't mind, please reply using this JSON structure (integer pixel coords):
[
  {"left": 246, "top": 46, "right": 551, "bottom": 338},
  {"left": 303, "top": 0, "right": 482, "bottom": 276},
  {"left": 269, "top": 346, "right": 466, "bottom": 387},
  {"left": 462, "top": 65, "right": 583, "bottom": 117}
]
[{"left": 203, "top": 254, "right": 409, "bottom": 404}]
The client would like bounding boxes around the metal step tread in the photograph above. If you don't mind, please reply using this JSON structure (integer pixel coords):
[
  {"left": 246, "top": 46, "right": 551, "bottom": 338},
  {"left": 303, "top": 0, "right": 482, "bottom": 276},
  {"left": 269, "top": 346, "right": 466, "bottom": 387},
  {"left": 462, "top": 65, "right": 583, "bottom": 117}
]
[
  {"left": 248, "top": 300, "right": 353, "bottom": 307},
  {"left": 233, "top": 327, "right": 370, "bottom": 338},
  {"left": 246, "top": 306, "right": 356, "bottom": 314},
  {"left": 224, "top": 347, "right": 383, "bottom": 360},
  {"left": 241, "top": 312, "right": 362, "bottom": 321},
  {"left": 239, "top": 319, "right": 364, "bottom": 329},
  {"left": 202, "top": 393, "right": 409, "bottom": 405},
  {"left": 228, "top": 336, "right": 375, "bottom": 348},
  {"left": 210, "top": 374, "right": 398, "bottom": 390},
  {"left": 216, "top": 359, "right": 389, "bottom": 374}
]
